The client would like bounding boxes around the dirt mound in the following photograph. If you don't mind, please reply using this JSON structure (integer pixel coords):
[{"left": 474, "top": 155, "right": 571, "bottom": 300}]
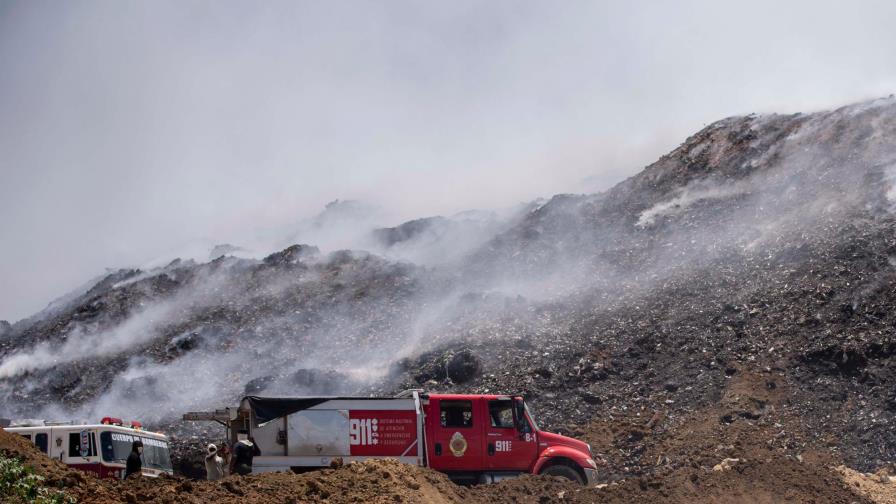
[
  {"left": 63, "top": 459, "right": 475, "bottom": 504},
  {"left": 1, "top": 423, "right": 882, "bottom": 504},
  {"left": 598, "top": 457, "right": 872, "bottom": 504},
  {"left": 0, "top": 427, "right": 470, "bottom": 504},
  {"left": 564, "top": 369, "right": 821, "bottom": 478},
  {"left": 0, "top": 427, "right": 121, "bottom": 501},
  {"left": 836, "top": 466, "right": 896, "bottom": 504},
  {"left": 62, "top": 459, "right": 467, "bottom": 504},
  {"left": 0, "top": 426, "right": 86, "bottom": 485},
  {"left": 466, "top": 456, "right": 874, "bottom": 504}
]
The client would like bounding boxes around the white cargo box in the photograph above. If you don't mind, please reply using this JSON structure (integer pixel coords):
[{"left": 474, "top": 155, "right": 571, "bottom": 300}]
[{"left": 241, "top": 394, "right": 425, "bottom": 472}]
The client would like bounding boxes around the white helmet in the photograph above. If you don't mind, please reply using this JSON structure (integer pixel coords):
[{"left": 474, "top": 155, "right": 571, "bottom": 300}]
[{"left": 207, "top": 443, "right": 217, "bottom": 454}]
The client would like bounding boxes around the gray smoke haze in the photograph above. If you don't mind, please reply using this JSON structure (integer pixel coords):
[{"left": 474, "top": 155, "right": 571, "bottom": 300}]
[
  {"left": 2, "top": 0, "right": 896, "bottom": 321},
  {"left": 2, "top": 95, "right": 895, "bottom": 424}
]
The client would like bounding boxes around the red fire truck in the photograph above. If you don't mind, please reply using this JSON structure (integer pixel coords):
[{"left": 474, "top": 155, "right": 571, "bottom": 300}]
[
  {"left": 185, "top": 390, "right": 598, "bottom": 485},
  {"left": 3, "top": 417, "right": 173, "bottom": 479}
]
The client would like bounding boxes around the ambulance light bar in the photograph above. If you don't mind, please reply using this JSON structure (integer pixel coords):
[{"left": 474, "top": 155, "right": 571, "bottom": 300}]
[{"left": 100, "top": 417, "right": 143, "bottom": 429}]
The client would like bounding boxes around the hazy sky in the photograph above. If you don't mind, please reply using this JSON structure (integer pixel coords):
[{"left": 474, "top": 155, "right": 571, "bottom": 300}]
[{"left": 1, "top": 0, "right": 895, "bottom": 322}]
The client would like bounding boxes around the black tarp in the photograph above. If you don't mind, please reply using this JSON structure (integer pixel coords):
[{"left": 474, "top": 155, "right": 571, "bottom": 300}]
[{"left": 244, "top": 396, "right": 329, "bottom": 424}]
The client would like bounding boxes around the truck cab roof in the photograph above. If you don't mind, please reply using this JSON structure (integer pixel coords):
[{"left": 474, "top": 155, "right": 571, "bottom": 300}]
[{"left": 426, "top": 393, "right": 517, "bottom": 401}]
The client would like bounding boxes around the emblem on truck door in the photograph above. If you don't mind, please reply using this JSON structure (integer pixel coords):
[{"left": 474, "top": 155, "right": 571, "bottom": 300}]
[{"left": 449, "top": 432, "right": 467, "bottom": 457}]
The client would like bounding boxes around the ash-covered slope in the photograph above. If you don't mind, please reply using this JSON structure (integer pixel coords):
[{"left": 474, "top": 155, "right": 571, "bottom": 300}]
[
  {"left": 2, "top": 97, "right": 896, "bottom": 472},
  {"left": 0, "top": 246, "right": 433, "bottom": 421},
  {"left": 396, "top": 97, "right": 896, "bottom": 471}
]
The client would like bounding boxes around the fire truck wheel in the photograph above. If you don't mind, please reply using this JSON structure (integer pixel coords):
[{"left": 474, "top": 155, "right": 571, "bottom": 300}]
[{"left": 540, "top": 463, "right": 585, "bottom": 485}]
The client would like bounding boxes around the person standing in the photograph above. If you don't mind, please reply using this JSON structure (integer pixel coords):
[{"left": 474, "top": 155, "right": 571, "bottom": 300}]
[
  {"left": 205, "top": 444, "right": 224, "bottom": 481},
  {"left": 218, "top": 442, "right": 232, "bottom": 476},
  {"left": 230, "top": 433, "right": 261, "bottom": 476},
  {"left": 125, "top": 440, "right": 143, "bottom": 478}
]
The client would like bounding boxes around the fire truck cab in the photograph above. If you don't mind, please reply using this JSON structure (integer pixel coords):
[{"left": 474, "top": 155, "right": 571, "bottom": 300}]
[
  {"left": 3, "top": 417, "right": 173, "bottom": 479},
  {"left": 423, "top": 393, "right": 596, "bottom": 484},
  {"left": 186, "top": 391, "right": 598, "bottom": 485}
]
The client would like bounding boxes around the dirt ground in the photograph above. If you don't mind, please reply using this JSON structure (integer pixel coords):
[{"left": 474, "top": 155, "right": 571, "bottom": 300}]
[
  {"left": 2, "top": 372, "right": 892, "bottom": 503},
  {"left": 837, "top": 466, "right": 896, "bottom": 504},
  {"left": 4, "top": 420, "right": 895, "bottom": 504}
]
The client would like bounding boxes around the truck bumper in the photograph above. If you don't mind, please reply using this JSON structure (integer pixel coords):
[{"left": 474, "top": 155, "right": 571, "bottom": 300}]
[{"left": 584, "top": 468, "right": 599, "bottom": 485}]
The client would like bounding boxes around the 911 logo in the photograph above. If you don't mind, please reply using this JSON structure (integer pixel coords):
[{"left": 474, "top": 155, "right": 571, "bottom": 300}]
[
  {"left": 495, "top": 440, "right": 512, "bottom": 452},
  {"left": 349, "top": 418, "right": 379, "bottom": 446}
]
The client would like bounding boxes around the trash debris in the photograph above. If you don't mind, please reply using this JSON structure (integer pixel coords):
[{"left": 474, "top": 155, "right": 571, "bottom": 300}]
[{"left": 712, "top": 458, "right": 741, "bottom": 471}]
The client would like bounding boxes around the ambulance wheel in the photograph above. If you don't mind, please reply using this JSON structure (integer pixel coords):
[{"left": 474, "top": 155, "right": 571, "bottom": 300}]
[{"left": 540, "top": 463, "right": 585, "bottom": 485}]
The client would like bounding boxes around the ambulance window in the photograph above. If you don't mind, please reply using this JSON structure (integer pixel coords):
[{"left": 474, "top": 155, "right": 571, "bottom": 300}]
[
  {"left": 440, "top": 400, "right": 473, "bottom": 428},
  {"left": 19, "top": 434, "right": 32, "bottom": 442},
  {"left": 68, "top": 432, "right": 97, "bottom": 457},
  {"left": 35, "top": 434, "right": 48, "bottom": 454},
  {"left": 488, "top": 400, "right": 515, "bottom": 429},
  {"left": 68, "top": 433, "right": 79, "bottom": 456}
]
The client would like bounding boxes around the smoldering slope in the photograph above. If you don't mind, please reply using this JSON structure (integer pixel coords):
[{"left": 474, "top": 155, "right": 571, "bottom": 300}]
[{"left": 2, "top": 97, "right": 896, "bottom": 425}]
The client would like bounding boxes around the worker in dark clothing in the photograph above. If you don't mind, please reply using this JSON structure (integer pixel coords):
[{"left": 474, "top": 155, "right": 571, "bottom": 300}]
[
  {"left": 230, "top": 433, "right": 261, "bottom": 476},
  {"left": 125, "top": 440, "right": 143, "bottom": 478}
]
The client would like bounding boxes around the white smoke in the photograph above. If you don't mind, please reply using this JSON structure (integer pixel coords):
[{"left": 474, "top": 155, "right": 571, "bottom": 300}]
[
  {"left": 0, "top": 259, "right": 243, "bottom": 379},
  {"left": 884, "top": 164, "right": 896, "bottom": 211},
  {"left": 0, "top": 301, "right": 176, "bottom": 378},
  {"left": 636, "top": 181, "right": 750, "bottom": 228}
]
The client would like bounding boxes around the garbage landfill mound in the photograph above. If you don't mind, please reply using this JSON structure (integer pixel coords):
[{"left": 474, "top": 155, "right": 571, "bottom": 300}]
[
  {"left": 2, "top": 426, "right": 891, "bottom": 503},
  {"left": 2, "top": 96, "right": 896, "bottom": 500}
]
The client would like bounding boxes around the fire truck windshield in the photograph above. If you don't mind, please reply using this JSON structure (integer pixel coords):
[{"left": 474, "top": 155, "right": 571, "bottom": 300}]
[
  {"left": 524, "top": 402, "right": 540, "bottom": 431},
  {"left": 99, "top": 431, "right": 172, "bottom": 472},
  {"left": 513, "top": 398, "right": 540, "bottom": 433}
]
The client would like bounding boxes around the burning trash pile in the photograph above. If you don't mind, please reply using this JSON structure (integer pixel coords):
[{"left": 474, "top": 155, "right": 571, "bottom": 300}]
[{"left": 1, "top": 97, "right": 896, "bottom": 502}]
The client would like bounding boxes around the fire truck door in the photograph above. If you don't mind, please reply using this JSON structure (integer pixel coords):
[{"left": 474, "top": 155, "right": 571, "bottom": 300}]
[
  {"left": 484, "top": 399, "right": 537, "bottom": 471},
  {"left": 425, "top": 398, "right": 483, "bottom": 471}
]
